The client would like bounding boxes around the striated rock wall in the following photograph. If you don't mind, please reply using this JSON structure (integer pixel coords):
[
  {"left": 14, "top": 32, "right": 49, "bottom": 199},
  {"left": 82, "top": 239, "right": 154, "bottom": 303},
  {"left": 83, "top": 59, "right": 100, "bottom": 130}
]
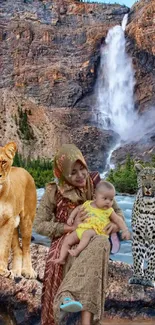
[
  {"left": 126, "top": 0, "right": 155, "bottom": 112},
  {"left": 0, "top": 0, "right": 129, "bottom": 107},
  {"left": 0, "top": 0, "right": 154, "bottom": 167}
]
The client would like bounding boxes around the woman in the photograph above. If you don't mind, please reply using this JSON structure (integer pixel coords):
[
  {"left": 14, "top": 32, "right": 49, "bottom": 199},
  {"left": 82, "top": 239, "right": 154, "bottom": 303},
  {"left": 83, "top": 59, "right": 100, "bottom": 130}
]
[{"left": 34, "top": 144, "right": 124, "bottom": 325}]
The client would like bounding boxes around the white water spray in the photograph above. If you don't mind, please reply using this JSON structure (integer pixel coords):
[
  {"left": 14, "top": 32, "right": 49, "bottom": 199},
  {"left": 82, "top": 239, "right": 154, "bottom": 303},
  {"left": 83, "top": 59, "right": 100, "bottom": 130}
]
[
  {"left": 122, "top": 13, "right": 128, "bottom": 31},
  {"left": 100, "top": 142, "right": 121, "bottom": 179},
  {"left": 96, "top": 14, "right": 138, "bottom": 141}
]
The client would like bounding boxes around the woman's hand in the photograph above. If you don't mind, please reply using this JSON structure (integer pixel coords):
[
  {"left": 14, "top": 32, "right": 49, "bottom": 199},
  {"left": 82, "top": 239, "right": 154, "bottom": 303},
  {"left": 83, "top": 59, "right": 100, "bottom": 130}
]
[
  {"left": 72, "top": 215, "right": 81, "bottom": 229},
  {"left": 65, "top": 207, "right": 88, "bottom": 233},
  {"left": 104, "top": 222, "right": 119, "bottom": 235},
  {"left": 64, "top": 217, "right": 81, "bottom": 233},
  {"left": 121, "top": 229, "right": 131, "bottom": 240},
  {"left": 76, "top": 207, "right": 88, "bottom": 222},
  {"left": 71, "top": 207, "right": 88, "bottom": 230},
  {"left": 64, "top": 224, "right": 75, "bottom": 233}
]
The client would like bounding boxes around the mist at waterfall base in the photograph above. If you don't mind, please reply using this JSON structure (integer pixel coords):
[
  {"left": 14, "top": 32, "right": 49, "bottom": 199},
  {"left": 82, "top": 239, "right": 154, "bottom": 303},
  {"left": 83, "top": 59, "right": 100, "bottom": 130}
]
[
  {"left": 95, "top": 15, "right": 155, "bottom": 147},
  {"left": 32, "top": 189, "right": 134, "bottom": 265}
]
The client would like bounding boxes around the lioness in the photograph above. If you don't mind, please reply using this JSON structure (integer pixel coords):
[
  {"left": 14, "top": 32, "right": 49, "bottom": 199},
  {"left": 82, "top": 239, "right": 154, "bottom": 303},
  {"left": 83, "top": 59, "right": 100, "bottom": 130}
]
[{"left": 0, "top": 142, "right": 37, "bottom": 278}]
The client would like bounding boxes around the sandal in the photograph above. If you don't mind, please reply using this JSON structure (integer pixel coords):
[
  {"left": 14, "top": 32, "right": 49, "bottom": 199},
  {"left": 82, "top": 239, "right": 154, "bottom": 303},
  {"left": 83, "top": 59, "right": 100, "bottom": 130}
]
[
  {"left": 110, "top": 232, "right": 120, "bottom": 254},
  {"left": 60, "top": 297, "right": 83, "bottom": 312}
]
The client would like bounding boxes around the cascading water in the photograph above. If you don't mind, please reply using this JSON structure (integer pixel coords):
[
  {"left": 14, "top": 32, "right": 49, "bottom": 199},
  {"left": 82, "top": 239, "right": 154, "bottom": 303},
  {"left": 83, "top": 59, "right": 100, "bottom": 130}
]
[
  {"left": 96, "top": 14, "right": 139, "bottom": 176},
  {"left": 96, "top": 14, "right": 137, "bottom": 142},
  {"left": 121, "top": 13, "right": 128, "bottom": 32},
  {"left": 100, "top": 142, "right": 120, "bottom": 178}
]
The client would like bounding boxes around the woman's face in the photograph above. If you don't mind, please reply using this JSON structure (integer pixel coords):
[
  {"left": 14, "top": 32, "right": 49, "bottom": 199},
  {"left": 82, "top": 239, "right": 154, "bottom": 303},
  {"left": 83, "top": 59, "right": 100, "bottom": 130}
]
[{"left": 69, "top": 161, "right": 88, "bottom": 188}]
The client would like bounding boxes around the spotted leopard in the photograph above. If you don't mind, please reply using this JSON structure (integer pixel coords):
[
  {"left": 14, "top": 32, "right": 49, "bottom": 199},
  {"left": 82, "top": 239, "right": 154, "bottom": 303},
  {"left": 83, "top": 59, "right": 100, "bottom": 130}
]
[{"left": 129, "top": 164, "right": 155, "bottom": 287}]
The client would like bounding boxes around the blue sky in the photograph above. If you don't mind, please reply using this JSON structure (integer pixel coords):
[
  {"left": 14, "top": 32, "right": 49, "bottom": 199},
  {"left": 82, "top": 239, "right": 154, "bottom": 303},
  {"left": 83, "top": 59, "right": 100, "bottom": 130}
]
[{"left": 87, "top": 0, "right": 137, "bottom": 7}]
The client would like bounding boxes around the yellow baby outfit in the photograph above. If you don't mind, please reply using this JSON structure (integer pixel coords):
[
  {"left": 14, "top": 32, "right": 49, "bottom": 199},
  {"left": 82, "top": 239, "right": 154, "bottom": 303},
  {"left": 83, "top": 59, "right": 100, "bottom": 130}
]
[{"left": 76, "top": 200, "right": 113, "bottom": 239}]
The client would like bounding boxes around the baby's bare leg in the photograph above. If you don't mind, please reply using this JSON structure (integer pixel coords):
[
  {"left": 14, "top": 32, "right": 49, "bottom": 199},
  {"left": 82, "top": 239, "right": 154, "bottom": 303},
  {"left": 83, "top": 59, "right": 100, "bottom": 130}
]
[
  {"left": 68, "top": 229, "right": 96, "bottom": 257},
  {"left": 54, "top": 231, "right": 79, "bottom": 265},
  {"left": 81, "top": 310, "right": 92, "bottom": 325}
]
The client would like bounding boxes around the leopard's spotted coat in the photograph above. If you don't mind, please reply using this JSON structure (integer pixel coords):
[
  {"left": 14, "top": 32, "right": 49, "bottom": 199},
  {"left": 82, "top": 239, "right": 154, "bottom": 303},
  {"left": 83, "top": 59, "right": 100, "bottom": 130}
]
[{"left": 130, "top": 164, "right": 155, "bottom": 287}]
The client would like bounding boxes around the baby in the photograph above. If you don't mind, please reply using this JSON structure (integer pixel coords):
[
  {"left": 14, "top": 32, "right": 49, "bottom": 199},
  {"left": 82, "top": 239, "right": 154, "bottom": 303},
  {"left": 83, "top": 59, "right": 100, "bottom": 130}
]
[{"left": 54, "top": 180, "right": 130, "bottom": 264}]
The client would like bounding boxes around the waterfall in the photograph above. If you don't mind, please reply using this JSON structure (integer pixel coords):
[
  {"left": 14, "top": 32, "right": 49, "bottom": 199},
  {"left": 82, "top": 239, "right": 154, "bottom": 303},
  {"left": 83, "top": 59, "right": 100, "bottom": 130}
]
[
  {"left": 122, "top": 13, "right": 128, "bottom": 31},
  {"left": 100, "top": 142, "right": 121, "bottom": 178},
  {"left": 96, "top": 14, "right": 137, "bottom": 142}
]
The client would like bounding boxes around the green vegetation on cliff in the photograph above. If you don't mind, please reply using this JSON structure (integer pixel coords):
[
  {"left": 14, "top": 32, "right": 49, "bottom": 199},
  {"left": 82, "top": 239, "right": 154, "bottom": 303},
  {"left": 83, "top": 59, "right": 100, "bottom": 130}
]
[
  {"left": 14, "top": 106, "right": 35, "bottom": 142},
  {"left": 13, "top": 152, "right": 54, "bottom": 188},
  {"left": 13, "top": 153, "right": 155, "bottom": 193},
  {"left": 107, "top": 155, "right": 137, "bottom": 194},
  {"left": 107, "top": 154, "right": 155, "bottom": 194}
]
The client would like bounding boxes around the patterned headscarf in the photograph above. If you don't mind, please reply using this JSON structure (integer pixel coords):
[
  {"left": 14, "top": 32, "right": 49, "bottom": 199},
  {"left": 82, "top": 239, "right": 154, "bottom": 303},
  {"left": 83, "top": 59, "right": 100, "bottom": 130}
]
[{"left": 53, "top": 144, "right": 94, "bottom": 202}]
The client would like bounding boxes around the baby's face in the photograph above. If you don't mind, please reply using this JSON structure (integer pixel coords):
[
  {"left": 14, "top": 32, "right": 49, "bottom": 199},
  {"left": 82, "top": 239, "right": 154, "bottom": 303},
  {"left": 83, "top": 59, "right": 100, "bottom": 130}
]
[{"left": 95, "top": 188, "right": 115, "bottom": 209}]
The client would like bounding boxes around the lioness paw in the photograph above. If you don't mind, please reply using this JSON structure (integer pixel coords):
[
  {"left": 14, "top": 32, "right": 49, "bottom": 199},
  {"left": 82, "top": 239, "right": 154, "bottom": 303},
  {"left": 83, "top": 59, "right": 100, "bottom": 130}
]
[
  {"left": 0, "top": 268, "right": 14, "bottom": 279},
  {"left": 22, "top": 267, "right": 37, "bottom": 279},
  {"left": 12, "top": 268, "right": 22, "bottom": 278}
]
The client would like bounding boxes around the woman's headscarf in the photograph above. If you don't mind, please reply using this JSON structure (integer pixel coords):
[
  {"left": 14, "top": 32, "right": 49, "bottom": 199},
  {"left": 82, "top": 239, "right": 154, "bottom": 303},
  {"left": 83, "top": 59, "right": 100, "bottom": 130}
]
[{"left": 53, "top": 144, "right": 94, "bottom": 203}]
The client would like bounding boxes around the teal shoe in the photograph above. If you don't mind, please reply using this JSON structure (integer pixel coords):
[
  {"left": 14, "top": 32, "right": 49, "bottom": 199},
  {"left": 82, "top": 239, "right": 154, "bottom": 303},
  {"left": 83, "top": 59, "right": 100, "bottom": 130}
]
[{"left": 60, "top": 297, "right": 83, "bottom": 313}]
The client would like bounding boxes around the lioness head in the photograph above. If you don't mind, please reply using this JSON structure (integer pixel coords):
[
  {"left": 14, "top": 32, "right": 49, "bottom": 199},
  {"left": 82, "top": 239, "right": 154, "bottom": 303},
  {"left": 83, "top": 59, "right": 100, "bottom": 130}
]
[
  {"left": 0, "top": 142, "right": 17, "bottom": 184},
  {"left": 135, "top": 163, "right": 155, "bottom": 197}
]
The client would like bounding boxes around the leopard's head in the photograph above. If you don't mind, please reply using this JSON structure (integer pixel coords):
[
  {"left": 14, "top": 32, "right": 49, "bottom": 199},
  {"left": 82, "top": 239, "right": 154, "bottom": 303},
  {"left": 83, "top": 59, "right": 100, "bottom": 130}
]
[{"left": 135, "top": 163, "right": 155, "bottom": 197}]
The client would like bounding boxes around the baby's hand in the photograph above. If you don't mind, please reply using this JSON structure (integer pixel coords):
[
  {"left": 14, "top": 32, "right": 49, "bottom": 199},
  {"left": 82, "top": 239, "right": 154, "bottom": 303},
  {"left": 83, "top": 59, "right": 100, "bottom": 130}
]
[
  {"left": 121, "top": 229, "right": 131, "bottom": 240},
  {"left": 67, "top": 218, "right": 74, "bottom": 226}
]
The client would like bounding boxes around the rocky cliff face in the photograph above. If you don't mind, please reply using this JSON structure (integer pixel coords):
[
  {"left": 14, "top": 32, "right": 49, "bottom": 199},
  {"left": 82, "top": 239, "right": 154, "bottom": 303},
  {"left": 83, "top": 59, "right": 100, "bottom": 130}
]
[
  {"left": 0, "top": 0, "right": 154, "bottom": 169},
  {"left": 127, "top": 0, "right": 155, "bottom": 112}
]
